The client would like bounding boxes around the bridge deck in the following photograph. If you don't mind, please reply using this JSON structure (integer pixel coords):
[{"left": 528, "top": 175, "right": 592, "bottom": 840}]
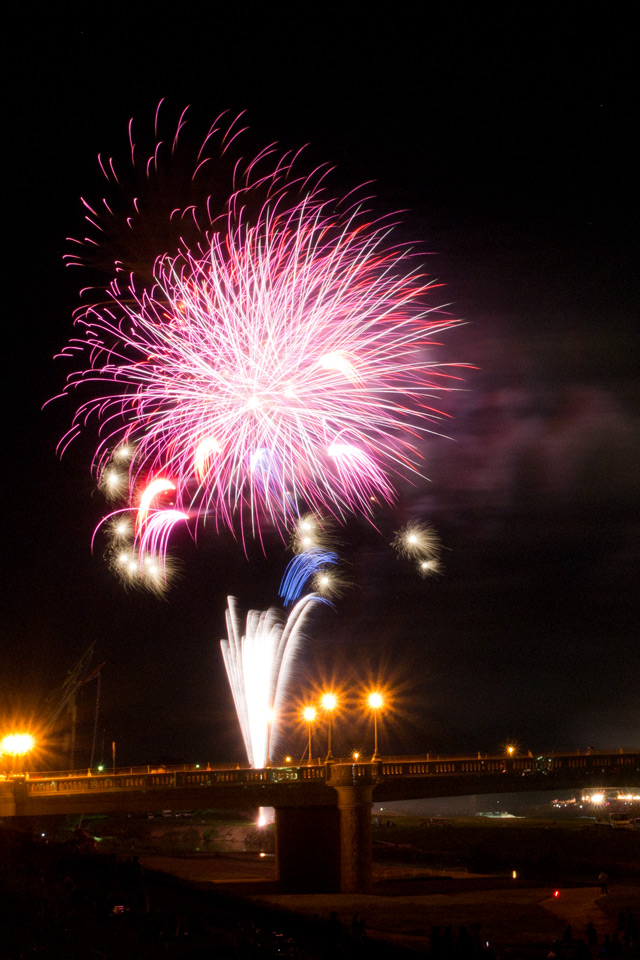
[{"left": 2, "top": 751, "right": 638, "bottom": 817}]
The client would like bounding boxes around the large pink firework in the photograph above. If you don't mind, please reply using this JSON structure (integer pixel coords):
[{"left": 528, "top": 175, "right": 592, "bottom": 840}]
[{"left": 56, "top": 106, "right": 465, "bottom": 552}]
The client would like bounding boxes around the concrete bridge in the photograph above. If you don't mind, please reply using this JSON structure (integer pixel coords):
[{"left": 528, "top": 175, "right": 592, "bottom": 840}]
[{"left": 2, "top": 751, "right": 638, "bottom": 893}]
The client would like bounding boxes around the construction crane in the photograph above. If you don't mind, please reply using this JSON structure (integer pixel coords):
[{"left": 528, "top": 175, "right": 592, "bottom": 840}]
[{"left": 45, "top": 643, "right": 106, "bottom": 770}]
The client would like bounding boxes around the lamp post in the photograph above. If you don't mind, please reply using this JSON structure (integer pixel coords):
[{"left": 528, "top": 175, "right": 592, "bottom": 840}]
[
  {"left": 302, "top": 706, "right": 316, "bottom": 765},
  {"left": 368, "top": 691, "right": 384, "bottom": 760},
  {"left": 320, "top": 692, "right": 337, "bottom": 761}
]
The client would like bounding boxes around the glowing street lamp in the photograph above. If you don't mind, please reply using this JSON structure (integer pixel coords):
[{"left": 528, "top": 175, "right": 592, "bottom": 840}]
[
  {"left": 368, "top": 691, "right": 384, "bottom": 760},
  {"left": 1, "top": 733, "right": 35, "bottom": 756},
  {"left": 1, "top": 733, "right": 35, "bottom": 773},
  {"left": 302, "top": 706, "right": 316, "bottom": 765},
  {"left": 320, "top": 692, "right": 337, "bottom": 761}
]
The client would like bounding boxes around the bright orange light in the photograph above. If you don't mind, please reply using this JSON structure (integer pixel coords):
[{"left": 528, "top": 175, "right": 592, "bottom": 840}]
[
  {"left": 506, "top": 744, "right": 515, "bottom": 757},
  {"left": 368, "top": 691, "right": 383, "bottom": 710},
  {"left": 1, "top": 733, "right": 35, "bottom": 756},
  {"left": 285, "top": 755, "right": 292, "bottom": 763},
  {"left": 303, "top": 706, "right": 316, "bottom": 723},
  {"left": 321, "top": 692, "right": 337, "bottom": 712},
  {"left": 353, "top": 751, "right": 360, "bottom": 761}
]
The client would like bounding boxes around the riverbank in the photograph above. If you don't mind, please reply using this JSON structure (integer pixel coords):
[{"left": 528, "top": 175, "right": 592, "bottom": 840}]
[{"left": 141, "top": 852, "right": 640, "bottom": 956}]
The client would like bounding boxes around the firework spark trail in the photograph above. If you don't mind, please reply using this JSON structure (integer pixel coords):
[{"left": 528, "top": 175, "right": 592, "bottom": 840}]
[
  {"left": 56, "top": 109, "right": 467, "bottom": 555},
  {"left": 221, "top": 594, "right": 318, "bottom": 767},
  {"left": 137, "top": 509, "right": 189, "bottom": 559},
  {"left": 278, "top": 549, "right": 339, "bottom": 605}
]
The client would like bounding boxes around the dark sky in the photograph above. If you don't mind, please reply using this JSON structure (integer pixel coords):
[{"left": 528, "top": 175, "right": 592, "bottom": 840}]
[{"left": 2, "top": 6, "right": 638, "bottom": 768}]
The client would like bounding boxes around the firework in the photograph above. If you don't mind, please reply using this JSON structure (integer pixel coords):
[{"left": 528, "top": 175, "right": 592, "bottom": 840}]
[
  {"left": 392, "top": 520, "right": 442, "bottom": 560},
  {"left": 392, "top": 520, "right": 444, "bottom": 579},
  {"left": 56, "top": 107, "right": 465, "bottom": 557},
  {"left": 290, "top": 513, "right": 335, "bottom": 554},
  {"left": 417, "top": 556, "right": 442, "bottom": 578},
  {"left": 221, "top": 594, "right": 318, "bottom": 768},
  {"left": 278, "top": 548, "right": 339, "bottom": 606},
  {"left": 109, "top": 545, "right": 180, "bottom": 596}
]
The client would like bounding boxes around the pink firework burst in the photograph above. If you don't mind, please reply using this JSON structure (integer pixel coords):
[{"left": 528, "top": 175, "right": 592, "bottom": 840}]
[{"left": 56, "top": 107, "right": 466, "bottom": 550}]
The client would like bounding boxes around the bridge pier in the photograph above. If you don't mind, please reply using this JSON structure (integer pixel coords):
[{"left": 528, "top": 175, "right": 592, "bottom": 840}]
[
  {"left": 274, "top": 764, "right": 379, "bottom": 893},
  {"left": 333, "top": 782, "right": 375, "bottom": 894}
]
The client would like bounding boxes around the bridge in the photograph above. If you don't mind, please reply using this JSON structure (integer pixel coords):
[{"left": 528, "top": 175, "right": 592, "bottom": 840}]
[{"left": 2, "top": 751, "right": 638, "bottom": 893}]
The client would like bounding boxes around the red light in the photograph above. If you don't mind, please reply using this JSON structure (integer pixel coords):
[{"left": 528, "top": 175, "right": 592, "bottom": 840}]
[{"left": 553, "top": 890, "right": 560, "bottom": 898}]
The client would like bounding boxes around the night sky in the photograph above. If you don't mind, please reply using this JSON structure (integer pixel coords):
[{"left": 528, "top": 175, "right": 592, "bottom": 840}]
[{"left": 2, "top": 7, "right": 638, "bottom": 768}]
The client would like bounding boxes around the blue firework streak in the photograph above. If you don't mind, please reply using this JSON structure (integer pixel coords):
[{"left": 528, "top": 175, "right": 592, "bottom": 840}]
[{"left": 279, "top": 549, "right": 339, "bottom": 605}]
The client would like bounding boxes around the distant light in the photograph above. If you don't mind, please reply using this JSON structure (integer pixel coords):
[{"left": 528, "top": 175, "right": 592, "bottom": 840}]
[
  {"left": 512, "top": 870, "right": 517, "bottom": 879},
  {"left": 285, "top": 755, "right": 292, "bottom": 763},
  {"left": 368, "top": 691, "right": 383, "bottom": 710},
  {"left": 353, "top": 751, "right": 360, "bottom": 761},
  {"left": 591, "top": 793, "right": 605, "bottom": 805},
  {"left": 303, "top": 706, "right": 316, "bottom": 723},
  {"left": 259, "top": 851, "right": 266, "bottom": 858},
  {"left": 554, "top": 890, "right": 560, "bottom": 898}
]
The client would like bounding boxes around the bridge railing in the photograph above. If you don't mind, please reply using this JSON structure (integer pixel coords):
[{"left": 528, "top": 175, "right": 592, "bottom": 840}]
[
  {"left": 18, "top": 752, "right": 640, "bottom": 799},
  {"left": 379, "top": 753, "right": 639, "bottom": 779},
  {"left": 23, "top": 763, "right": 328, "bottom": 797},
  {"left": 25, "top": 761, "right": 252, "bottom": 781}
]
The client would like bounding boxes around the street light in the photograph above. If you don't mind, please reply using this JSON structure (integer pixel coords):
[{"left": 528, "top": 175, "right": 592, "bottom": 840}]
[
  {"left": 368, "top": 691, "right": 384, "bottom": 760},
  {"left": 1, "top": 733, "right": 35, "bottom": 774},
  {"left": 320, "top": 692, "right": 337, "bottom": 760},
  {"left": 302, "top": 706, "right": 316, "bottom": 765}
]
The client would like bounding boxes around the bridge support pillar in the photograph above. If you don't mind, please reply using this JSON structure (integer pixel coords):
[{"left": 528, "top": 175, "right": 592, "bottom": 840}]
[
  {"left": 0, "top": 781, "right": 16, "bottom": 817},
  {"left": 274, "top": 805, "right": 341, "bottom": 892},
  {"left": 333, "top": 783, "right": 375, "bottom": 894}
]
